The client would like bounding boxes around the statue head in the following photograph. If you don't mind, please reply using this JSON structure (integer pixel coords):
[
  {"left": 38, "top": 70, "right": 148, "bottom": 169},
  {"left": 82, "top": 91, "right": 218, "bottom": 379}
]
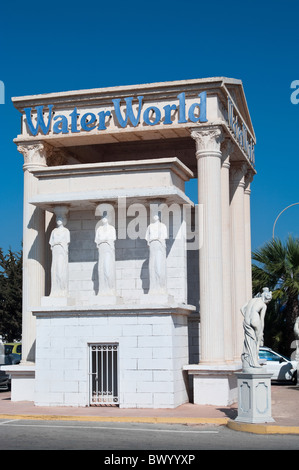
[
  {"left": 54, "top": 205, "right": 68, "bottom": 227},
  {"left": 261, "top": 287, "right": 272, "bottom": 304},
  {"left": 56, "top": 215, "right": 67, "bottom": 227}
]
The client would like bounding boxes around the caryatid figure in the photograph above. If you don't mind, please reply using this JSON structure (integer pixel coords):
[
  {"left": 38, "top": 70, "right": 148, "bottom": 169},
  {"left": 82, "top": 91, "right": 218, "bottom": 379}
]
[
  {"left": 95, "top": 217, "right": 116, "bottom": 295},
  {"left": 240, "top": 287, "right": 272, "bottom": 371},
  {"left": 49, "top": 208, "right": 70, "bottom": 297},
  {"left": 145, "top": 214, "right": 168, "bottom": 294}
]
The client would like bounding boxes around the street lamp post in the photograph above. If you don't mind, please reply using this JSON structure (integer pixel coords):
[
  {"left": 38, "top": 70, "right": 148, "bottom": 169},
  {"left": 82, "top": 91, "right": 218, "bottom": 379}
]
[{"left": 272, "top": 203, "right": 299, "bottom": 239}]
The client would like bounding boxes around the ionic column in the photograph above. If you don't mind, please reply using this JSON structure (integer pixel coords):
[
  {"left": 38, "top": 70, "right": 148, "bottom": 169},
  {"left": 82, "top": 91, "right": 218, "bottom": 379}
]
[
  {"left": 221, "top": 140, "right": 234, "bottom": 363},
  {"left": 244, "top": 170, "right": 254, "bottom": 301},
  {"left": 17, "top": 143, "right": 50, "bottom": 363},
  {"left": 229, "top": 161, "right": 248, "bottom": 362},
  {"left": 191, "top": 126, "right": 225, "bottom": 364}
]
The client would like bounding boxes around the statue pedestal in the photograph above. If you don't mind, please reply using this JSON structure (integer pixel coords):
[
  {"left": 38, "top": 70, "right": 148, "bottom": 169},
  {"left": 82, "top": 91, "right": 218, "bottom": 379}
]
[
  {"left": 143, "top": 293, "right": 174, "bottom": 305},
  {"left": 92, "top": 294, "right": 123, "bottom": 306},
  {"left": 235, "top": 371, "right": 274, "bottom": 423}
]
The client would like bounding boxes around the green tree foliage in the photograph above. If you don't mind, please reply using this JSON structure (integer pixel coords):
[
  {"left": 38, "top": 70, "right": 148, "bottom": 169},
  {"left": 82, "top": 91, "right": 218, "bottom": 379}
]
[
  {"left": 252, "top": 236, "right": 299, "bottom": 357},
  {"left": 0, "top": 248, "right": 22, "bottom": 341}
]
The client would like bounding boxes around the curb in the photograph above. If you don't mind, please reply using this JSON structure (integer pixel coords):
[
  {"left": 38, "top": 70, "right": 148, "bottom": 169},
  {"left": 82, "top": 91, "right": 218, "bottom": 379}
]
[
  {"left": 0, "top": 414, "right": 229, "bottom": 425},
  {"left": 227, "top": 419, "right": 299, "bottom": 435},
  {"left": 1, "top": 413, "right": 299, "bottom": 433}
]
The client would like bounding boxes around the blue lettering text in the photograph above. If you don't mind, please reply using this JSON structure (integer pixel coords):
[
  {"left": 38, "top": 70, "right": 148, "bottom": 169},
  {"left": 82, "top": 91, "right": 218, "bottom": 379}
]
[
  {"left": 53, "top": 114, "right": 69, "bottom": 134},
  {"left": 143, "top": 106, "right": 161, "bottom": 126},
  {"left": 112, "top": 96, "right": 144, "bottom": 128},
  {"left": 80, "top": 112, "right": 97, "bottom": 131},
  {"left": 24, "top": 105, "right": 53, "bottom": 136}
]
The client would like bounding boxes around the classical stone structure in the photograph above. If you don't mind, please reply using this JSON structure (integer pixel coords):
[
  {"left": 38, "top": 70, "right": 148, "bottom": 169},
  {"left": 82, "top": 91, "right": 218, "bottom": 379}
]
[{"left": 5, "top": 77, "right": 256, "bottom": 407}]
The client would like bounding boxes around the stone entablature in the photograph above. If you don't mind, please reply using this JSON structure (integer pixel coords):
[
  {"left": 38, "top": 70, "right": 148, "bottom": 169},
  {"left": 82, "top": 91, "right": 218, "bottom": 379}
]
[
  {"left": 13, "top": 77, "right": 256, "bottom": 170},
  {"left": 28, "top": 157, "right": 194, "bottom": 210}
]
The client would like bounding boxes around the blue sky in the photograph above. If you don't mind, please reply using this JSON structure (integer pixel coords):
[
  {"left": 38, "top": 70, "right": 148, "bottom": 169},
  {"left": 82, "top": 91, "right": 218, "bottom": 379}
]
[{"left": 0, "top": 0, "right": 298, "bottom": 254}]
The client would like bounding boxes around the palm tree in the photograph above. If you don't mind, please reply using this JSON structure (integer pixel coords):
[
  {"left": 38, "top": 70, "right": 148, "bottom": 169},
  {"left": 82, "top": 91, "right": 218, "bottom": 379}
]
[{"left": 252, "top": 236, "right": 299, "bottom": 357}]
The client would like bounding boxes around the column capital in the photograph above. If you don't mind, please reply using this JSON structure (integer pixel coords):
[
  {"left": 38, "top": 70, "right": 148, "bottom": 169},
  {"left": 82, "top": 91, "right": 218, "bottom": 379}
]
[
  {"left": 230, "top": 161, "right": 248, "bottom": 188},
  {"left": 221, "top": 139, "right": 235, "bottom": 169},
  {"left": 190, "top": 125, "right": 224, "bottom": 157},
  {"left": 244, "top": 169, "right": 255, "bottom": 195},
  {"left": 17, "top": 141, "right": 54, "bottom": 171}
]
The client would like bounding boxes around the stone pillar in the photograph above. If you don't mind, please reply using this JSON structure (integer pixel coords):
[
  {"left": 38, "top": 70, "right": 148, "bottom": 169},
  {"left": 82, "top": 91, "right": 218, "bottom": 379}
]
[
  {"left": 234, "top": 372, "right": 274, "bottom": 424},
  {"left": 244, "top": 170, "right": 254, "bottom": 301},
  {"left": 221, "top": 140, "right": 234, "bottom": 363},
  {"left": 191, "top": 126, "right": 225, "bottom": 364},
  {"left": 17, "top": 143, "right": 49, "bottom": 363},
  {"left": 229, "top": 161, "right": 248, "bottom": 362}
]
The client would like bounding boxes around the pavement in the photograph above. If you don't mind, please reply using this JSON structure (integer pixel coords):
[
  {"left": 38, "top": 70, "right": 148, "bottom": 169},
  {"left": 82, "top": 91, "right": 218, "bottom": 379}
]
[{"left": 0, "top": 384, "right": 299, "bottom": 434}]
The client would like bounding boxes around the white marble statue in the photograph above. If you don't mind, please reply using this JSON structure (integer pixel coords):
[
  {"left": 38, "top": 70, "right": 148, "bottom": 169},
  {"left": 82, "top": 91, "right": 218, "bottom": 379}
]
[
  {"left": 95, "top": 217, "right": 116, "bottom": 295},
  {"left": 294, "top": 317, "right": 299, "bottom": 361},
  {"left": 49, "top": 214, "right": 70, "bottom": 297},
  {"left": 145, "top": 214, "right": 168, "bottom": 294},
  {"left": 0, "top": 336, "right": 4, "bottom": 366},
  {"left": 240, "top": 287, "right": 272, "bottom": 372}
]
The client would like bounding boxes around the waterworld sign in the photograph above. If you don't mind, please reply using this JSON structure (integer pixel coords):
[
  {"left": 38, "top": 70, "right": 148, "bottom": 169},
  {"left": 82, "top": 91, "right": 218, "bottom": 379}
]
[{"left": 24, "top": 92, "right": 207, "bottom": 136}]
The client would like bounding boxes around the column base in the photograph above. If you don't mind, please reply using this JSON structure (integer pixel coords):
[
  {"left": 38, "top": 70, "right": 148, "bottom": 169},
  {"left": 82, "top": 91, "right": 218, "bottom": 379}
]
[
  {"left": 1, "top": 364, "right": 35, "bottom": 401},
  {"left": 184, "top": 363, "right": 242, "bottom": 406},
  {"left": 235, "top": 371, "right": 275, "bottom": 423}
]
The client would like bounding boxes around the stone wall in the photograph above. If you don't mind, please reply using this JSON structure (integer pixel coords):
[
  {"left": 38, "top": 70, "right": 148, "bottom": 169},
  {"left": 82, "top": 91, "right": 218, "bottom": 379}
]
[{"left": 36, "top": 203, "right": 200, "bottom": 408}]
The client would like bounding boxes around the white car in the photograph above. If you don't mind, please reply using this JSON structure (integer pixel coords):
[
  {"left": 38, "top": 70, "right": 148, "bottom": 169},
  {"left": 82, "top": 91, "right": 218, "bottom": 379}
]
[{"left": 259, "top": 347, "right": 298, "bottom": 384}]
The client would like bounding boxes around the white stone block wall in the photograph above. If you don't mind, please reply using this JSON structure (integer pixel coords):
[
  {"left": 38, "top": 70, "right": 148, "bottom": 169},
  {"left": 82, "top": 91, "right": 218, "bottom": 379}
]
[
  {"left": 34, "top": 312, "right": 190, "bottom": 408},
  {"left": 65, "top": 208, "right": 188, "bottom": 305},
  {"left": 36, "top": 203, "right": 198, "bottom": 408}
]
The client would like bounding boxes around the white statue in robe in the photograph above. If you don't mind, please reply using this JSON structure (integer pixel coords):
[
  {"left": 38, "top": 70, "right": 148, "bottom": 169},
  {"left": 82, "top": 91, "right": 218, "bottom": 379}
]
[
  {"left": 49, "top": 215, "right": 70, "bottom": 297},
  {"left": 95, "top": 217, "right": 116, "bottom": 295},
  {"left": 145, "top": 214, "right": 168, "bottom": 294},
  {"left": 240, "top": 287, "right": 272, "bottom": 371},
  {"left": 0, "top": 336, "right": 4, "bottom": 366},
  {"left": 294, "top": 317, "right": 299, "bottom": 361}
]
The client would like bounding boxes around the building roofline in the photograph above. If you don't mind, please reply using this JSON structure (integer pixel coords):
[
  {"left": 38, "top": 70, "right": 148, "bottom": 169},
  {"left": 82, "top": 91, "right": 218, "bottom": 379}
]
[{"left": 11, "top": 77, "right": 243, "bottom": 106}]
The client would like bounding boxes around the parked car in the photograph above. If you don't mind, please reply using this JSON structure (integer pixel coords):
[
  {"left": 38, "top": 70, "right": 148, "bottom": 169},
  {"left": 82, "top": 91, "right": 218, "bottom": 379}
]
[
  {"left": 259, "top": 346, "right": 298, "bottom": 384},
  {"left": 4, "top": 343, "right": 21, "bottom": 365},
  {"left": 0, "top": 370, "right": 10, "bottom": 391},
  {"left": 0, "top": 343, "right": 22, "bottom": 391},
  {"left": 4, "top": 343, "right": 21, "bottom": 357}
]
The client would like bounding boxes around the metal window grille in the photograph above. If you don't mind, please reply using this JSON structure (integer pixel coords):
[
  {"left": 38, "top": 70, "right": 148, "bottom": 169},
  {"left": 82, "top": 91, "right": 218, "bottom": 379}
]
[{"left": 89, "top": 343, "right": 119, "bottom": 406}]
